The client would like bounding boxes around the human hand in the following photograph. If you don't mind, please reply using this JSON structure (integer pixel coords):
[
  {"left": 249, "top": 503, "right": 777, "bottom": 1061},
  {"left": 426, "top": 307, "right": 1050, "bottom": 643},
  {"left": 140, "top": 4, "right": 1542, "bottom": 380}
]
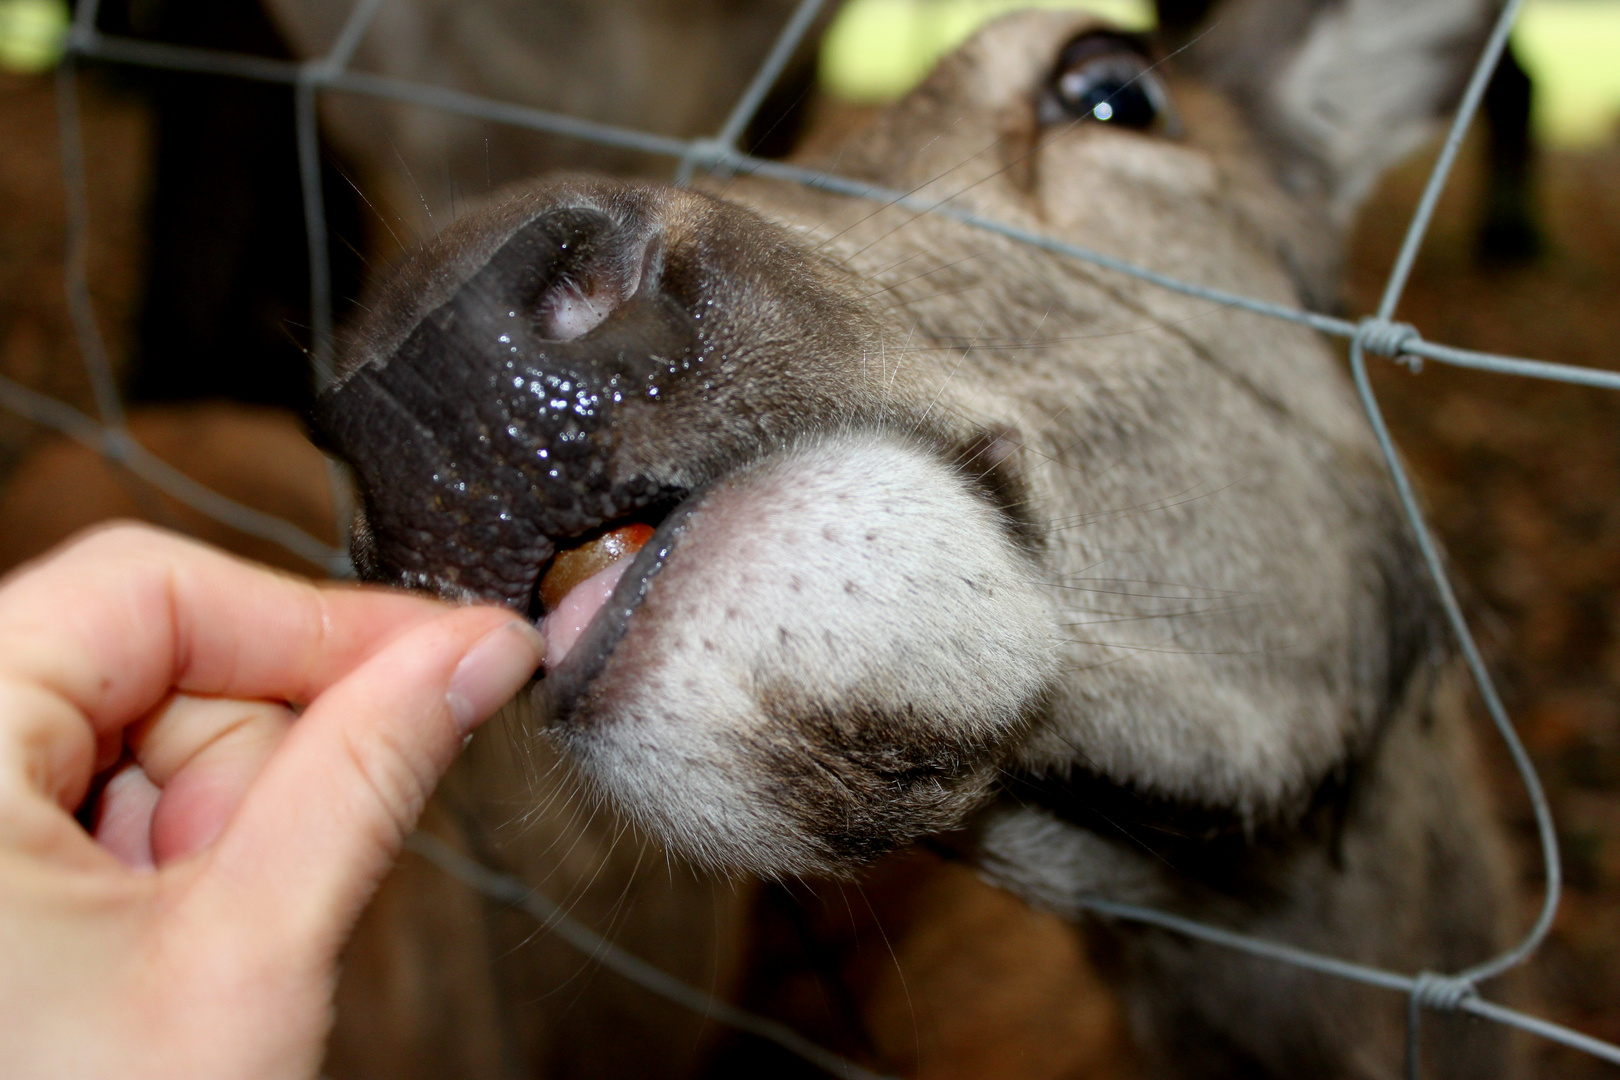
[{"left": 0, "top": 524, "right": 545, "bottom": 1079}]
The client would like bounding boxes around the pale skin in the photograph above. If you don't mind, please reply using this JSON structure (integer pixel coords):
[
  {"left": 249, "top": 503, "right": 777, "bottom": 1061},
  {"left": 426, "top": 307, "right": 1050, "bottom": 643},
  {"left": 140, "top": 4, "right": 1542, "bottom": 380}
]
[{"left": 0, "top": 523, "right": 547, "bottom": 1080}]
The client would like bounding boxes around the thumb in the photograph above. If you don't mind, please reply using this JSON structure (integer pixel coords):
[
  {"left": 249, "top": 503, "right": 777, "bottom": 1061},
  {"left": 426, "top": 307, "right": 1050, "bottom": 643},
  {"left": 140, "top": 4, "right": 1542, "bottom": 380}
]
[{"left": 190, "top": 606, "right": 544, "bottom": 953}]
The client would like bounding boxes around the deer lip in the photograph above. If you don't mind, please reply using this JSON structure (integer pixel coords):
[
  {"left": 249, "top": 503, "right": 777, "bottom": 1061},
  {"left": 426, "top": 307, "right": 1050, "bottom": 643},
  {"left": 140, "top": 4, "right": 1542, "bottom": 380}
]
[{"left": 532, "top": 492, "right": 705, "bottom": 721}]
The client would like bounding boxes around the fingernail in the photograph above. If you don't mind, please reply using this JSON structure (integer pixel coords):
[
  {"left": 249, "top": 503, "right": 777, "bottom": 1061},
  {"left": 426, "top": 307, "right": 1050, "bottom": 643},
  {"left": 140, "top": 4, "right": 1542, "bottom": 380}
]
[{"left": 446, "top": 620, "right": 546, "bottom": 732}]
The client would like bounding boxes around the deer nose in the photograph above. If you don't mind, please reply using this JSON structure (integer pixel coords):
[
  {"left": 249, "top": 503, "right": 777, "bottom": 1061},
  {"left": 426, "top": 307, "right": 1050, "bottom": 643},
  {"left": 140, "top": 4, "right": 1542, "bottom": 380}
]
[{"left": 315, "top": 205, "right": 698, "bottom": 609}]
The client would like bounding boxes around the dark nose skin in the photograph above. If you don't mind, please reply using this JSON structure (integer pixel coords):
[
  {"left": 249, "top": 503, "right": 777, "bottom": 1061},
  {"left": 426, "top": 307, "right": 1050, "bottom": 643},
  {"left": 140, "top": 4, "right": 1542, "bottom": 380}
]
[{"left": 315, "top": 206, "right": 700, "bottom": 610}]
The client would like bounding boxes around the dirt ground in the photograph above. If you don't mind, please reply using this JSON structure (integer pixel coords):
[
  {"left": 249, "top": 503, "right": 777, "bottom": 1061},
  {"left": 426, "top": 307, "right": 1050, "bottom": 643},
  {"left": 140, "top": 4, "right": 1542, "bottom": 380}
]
[
  {"left": 1, "top": 55, "right": 1619, "bottom": 1076},
  {"left": 0, "top": 69, "right": 149, "bottom": 474}
]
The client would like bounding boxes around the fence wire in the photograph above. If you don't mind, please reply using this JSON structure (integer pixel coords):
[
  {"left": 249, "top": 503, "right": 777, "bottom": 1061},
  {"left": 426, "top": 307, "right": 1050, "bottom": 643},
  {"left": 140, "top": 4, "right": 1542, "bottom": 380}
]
[{"left": 10, "top": 0, "right": 1619, "bottom": 1075}]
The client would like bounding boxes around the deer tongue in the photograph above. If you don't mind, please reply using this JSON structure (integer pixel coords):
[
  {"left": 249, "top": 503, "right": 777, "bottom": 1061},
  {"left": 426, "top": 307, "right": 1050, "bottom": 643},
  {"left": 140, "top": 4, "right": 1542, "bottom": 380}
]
[{"left": 539, "top": 555, "right": 637, "bottom": 672}]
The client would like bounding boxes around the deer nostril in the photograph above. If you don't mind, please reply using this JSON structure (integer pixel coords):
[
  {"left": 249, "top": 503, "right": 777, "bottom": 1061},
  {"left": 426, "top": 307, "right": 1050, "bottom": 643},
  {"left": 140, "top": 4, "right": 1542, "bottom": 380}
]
[
  {"left": 540, "top": 281, "right": 617, "bottom": 340},
  {"left": 533, "top": 228, "right": 661, "bottom": 341},
  {"left": 315, "top": 203, "right": 696, "bottom": 612}
]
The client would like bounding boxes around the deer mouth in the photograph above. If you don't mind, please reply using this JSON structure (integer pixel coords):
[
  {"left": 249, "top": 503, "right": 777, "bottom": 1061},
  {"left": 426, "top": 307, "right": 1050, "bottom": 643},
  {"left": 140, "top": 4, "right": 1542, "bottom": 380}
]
[
  {"left": 533, "top": 521, "right": 659, "bottom": 663},
  {"left": 530, "top": 494, "right": 701, "bottom": 716}
]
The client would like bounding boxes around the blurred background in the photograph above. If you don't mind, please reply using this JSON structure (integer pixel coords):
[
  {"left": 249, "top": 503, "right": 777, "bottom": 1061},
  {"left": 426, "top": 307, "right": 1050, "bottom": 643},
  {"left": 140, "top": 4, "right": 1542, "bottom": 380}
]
[{"left": 0, "top": 0, "right": 1618, "bottom": 1074}]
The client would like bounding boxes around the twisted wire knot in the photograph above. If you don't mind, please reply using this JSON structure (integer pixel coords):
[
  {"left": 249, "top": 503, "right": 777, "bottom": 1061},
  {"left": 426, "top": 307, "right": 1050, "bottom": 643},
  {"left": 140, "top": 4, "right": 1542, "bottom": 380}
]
[
  {"left": 684, "top": 137, "right": 744, "bottom": 174},
  {"left": 100, "top": 427, "right": 136, "bottom": 465},
  {"left": 1355, "top": 318, "right": 1423, "bottom": 370},
  {"left": 298, "top": 57, "right": 338, "bottom": 88},
  {"left": 1410, "top": 972, "right": 1477, "bottom": 1011}
]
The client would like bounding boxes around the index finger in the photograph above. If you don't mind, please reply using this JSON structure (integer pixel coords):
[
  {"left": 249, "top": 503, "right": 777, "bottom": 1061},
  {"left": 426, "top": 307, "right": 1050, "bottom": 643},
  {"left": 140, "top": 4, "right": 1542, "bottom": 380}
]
[{"left": 0, "top": 523, "right": 451, "bottom": 808}]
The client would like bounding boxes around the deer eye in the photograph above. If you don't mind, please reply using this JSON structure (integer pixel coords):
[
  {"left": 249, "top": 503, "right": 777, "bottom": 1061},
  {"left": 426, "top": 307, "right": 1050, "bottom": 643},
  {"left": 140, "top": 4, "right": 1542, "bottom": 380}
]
[{"left": 1039, "top": 32, "right": 1168, "bottom": 132}]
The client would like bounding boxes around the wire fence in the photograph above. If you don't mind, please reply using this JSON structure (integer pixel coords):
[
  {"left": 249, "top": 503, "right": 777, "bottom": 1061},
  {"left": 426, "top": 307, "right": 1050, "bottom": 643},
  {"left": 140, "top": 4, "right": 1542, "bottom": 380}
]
[{"left": 10, "top": 0, "right": 1620, "bottom": 1075}]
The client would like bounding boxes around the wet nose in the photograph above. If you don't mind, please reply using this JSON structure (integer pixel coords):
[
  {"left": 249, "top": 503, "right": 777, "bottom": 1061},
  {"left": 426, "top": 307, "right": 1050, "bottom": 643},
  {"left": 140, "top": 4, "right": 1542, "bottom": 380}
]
[{"left": 315, "top": 206, "right": 699, "bottom": 609}]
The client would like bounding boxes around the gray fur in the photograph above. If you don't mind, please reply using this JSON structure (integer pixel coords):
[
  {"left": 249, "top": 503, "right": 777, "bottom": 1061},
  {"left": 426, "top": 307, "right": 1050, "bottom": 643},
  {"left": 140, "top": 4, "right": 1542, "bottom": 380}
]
[{"left": 318, "top": 5, "right": 1520, "bottom": 1077}]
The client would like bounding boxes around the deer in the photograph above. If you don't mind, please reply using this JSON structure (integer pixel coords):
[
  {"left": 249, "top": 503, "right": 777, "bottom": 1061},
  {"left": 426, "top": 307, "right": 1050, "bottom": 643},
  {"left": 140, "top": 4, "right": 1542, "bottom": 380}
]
[{"left": 299, "top": 2, "right": 1531, "bottom": 1077}]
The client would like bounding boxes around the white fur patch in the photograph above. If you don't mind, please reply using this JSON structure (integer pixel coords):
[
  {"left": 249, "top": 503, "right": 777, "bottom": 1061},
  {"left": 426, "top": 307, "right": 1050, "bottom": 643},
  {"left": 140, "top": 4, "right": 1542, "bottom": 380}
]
[{"left": 554, "top": 431, "right": 1059, "bottom": 874}]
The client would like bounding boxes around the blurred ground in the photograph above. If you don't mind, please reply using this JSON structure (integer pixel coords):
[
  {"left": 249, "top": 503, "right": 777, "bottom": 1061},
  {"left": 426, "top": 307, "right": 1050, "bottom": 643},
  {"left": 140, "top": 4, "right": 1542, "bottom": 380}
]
[
  {"left": 1348, "top": 136, "right": 1620, "bottom": 1074},
  {"left": 0, "top": 68, "right": 147, "bottom": 473}
]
